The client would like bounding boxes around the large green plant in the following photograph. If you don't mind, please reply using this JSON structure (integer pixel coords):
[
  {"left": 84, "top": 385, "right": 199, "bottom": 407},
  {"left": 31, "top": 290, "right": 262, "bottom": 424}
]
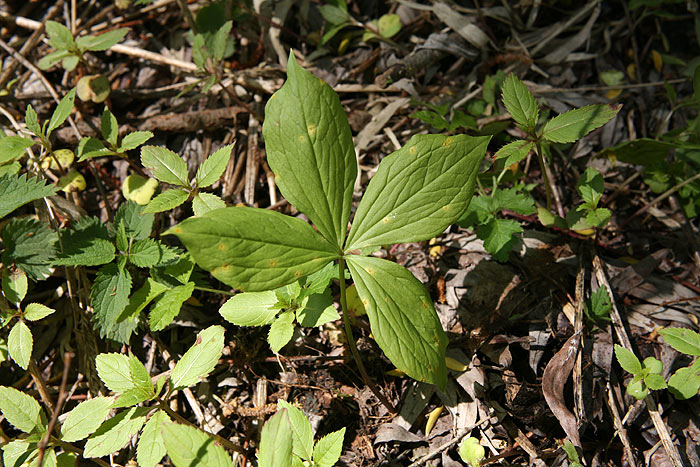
[{"left": 168, "top": 53, "right": 488, "bottom": 388}]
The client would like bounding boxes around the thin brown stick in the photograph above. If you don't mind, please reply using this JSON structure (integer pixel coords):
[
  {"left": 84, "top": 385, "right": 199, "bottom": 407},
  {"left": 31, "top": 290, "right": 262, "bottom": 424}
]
[{"left": 36, "top": 352, "right": 73, "bottom": 467}]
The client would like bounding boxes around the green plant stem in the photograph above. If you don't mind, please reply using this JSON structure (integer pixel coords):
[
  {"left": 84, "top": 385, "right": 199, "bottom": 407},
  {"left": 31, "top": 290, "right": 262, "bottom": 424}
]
[
  {"left": 534, "top": 142, "right": 552, "bottom": 212},
  {"left": 338, "top": 257, "right": 397, "bottom": 414},
  {"left": 194, "top": 285, "right": 235, "bottom": 296},
  {"left": 55, "top": 439, "right": 110, "bottom": 467}
]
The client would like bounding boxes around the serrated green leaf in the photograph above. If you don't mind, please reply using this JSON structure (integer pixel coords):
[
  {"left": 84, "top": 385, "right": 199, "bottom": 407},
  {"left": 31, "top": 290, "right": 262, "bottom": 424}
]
[
  {"left": 219, "top": 290, "right": 279, "bottom": 326},
  {"left": 53, "top": 234, "right": 115, "bottom": 267},
  {"left": 141, "top": 146, "right": 190, "bottom": 186},
  {"left": 3, "top": 268, "right": 27, "bottom": 305},
  {"left": 259, "top": 409, "right": 294, "bottom": 467},
  {"left": 112, "top": 355, "right": 154, "bottom": 407},
  {"left": 8, "top": 320, "right": 32, "bottom": 369},
  {"left": 167, "top": 206, "right": 338, "bottom": 292},
  {"left": 162, "top": 422, "right": 234, "bottom": 467},
  {"left": 60, "top": 396, "right": 114, "bottom": 442},
  {"left": 263, "top": 53, "right": 357, "bottom": 248},
  {"left": 119, "top": 131, "right": 153, "bottom": 151},
  {"left": 149, "top": 282, "right": 194, "bottom": 331},
  {"left": 129, "top": 239, "right": 171, "bottom": 268},
  {"left": 114, "top": 200, "right": 154, "bottom": 241},
  {"left": 116, "top": 220, "right": 128, "bottom": 252},
  {"left": 76, "top": 136, "right": 113, "bottom": 161},
  {"left": 1, "top": 218, "right": 57, "bottom": 280},
  {"left": 143, "top": 189, "right": 189, "bottom": 214},
  {"left": 196, "top": 145, "right": 233, "bottom": 187},
  {"left": 277, "top": 400, "right": 314, "bottom": 460},
  {"left": 170, "top": 325, "right": 225, "bottom": 389},
  {"left": 45, "top": 21, "right": 75, "bottom": 50},
  {"left": 96, "top": 353, "right": 133, "bottom": 393},
  {"left": 37, "top": 49, "right": 71, "bottom": 70},
  {"left": 668, "top": 366, "right": 700, "bottom": 399},
  {"left": 346, "top": 134, "right": 489, "bottom": 251},
  {"left": 585, "top": 208, "right": 611, "bottom": 228},
  {"left": 584, "top": 287, "right": 611, "bottom": 323},
  {"left": 0, "top": 174, "right": 56, "bottom": 219},
  {"left": 192, "top": 192, "right": 226, "bottom": 216},
  {"left": 301, "top": 261, "right": 335, "bottom": 298},
  {"left": 493, "top": 188, "right": 536, "bottom": 215},
  {"left": 76, "top": 28, "right": 129, "bottom": 51},
  {"left": 90, "top": 264, "right": 134, "bottom": 342},
  {"left": 614, "top": 344, "right": 642, "bottom": 375},
  {"left": 47, "top": 88, "right": 76, "bottom": 137},
  {"left": 494, "top": 139, "right": 534, "bottom": 167},
  {"left": 659, "top": 327, "right": 700, "bottom": 356},
  {"left": 24, "top": 106, "right": 41, "bottom": 136},
  {"left": 296, "top": 290, "right": 339, "bottom": 327},
  {"left": 577, "top": 167, "right": 605, "bottom": 206},
  {"left": 3, "top": 439, "right": 38, "bottom": 467},
  {"left": 24, "top": 303, "right": 56, "bottom": 321},
  {"left": 0, "top": 136, "right": 35, "bottom": 163},
  {"left": 312, "top": 427, "right": 345, "bottom": 467},
  {"left": 477, "top": 217, "right": 521, "bottom": 262},
  {"left": 211, "top": 21, "right": 233, "bottom": 63},
  {"left": 83, "top": 406, "right": 148, "bottom": 458},
  {"left": 541, "top": 104, "right": 620, "bottom": 143},
  {"left": 0, "top": 386, "right": 41, "bottom": 433},
  {"left": 346, "top": 256, "right": 447, "bottom": 389},
  {"left": 101, "top": 107, "right": 119, "bottom": 147},
  {"left": 137, "top": 410, "right": 170, "bottom": 467},
  {"left": 268, "top": 310, "right": 294, "bottom": 353},
  {"left": 501, "top": 74, "right": 538, "bottom": 131}
]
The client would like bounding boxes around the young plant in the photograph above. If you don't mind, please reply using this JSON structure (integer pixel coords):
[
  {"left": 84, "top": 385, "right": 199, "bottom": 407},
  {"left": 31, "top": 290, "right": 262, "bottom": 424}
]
[
  {"left": 259, "top": 400, "right": 345, "bottom": 467},
  {"left": 188, "top": 20, "right": 234, "bottom": 92},
  {"left": 582, "top": 287, "right": 612, "bottom": 328},
  {"left": 658, "top": 327, "right": 700, "bottom": 399},
  {"left": 319, "top": 0, "right": 401, "bottom": 47},
  {"left": 139, "top": 144, "right": 233, "bottom": 216},
  {"left": 614, "top": 344, "right": 667, "bottom": 400},
  {"left": 76, "top": 106, "right": 153, "bottom": 161},
  {"left": 220, "top": 262, "right": 338, "bottom": 353},
  {"left": 167, "top": 52, "right": 489, "bottom": 389}
]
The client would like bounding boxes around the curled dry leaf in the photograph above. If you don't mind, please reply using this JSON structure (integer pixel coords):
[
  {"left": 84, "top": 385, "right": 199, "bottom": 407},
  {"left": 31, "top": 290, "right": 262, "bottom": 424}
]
[{"left": 542, "top": 332, "right": 581, "bottom": 447}]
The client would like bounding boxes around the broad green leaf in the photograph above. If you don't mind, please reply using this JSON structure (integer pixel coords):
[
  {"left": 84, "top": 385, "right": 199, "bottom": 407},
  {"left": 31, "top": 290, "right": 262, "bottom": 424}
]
[
  {"left": 377, "top": 13, "right": 402, "bottom": 38},
  {"left": 501, "top": 74, "right": 538, "bottom": 131},
  {"left": 56, "top": 451, "right": 78, "bottom": 467},
  {"left": 24, "top": 303, "right": 55, "bottom": 321},
  {"left": 346, "top": 134, "right": 489, "bottom": 251},
  {"left": 258, "top": 409, "right": 293, "bottom": 467},
  {"left": 0, "top": 174, "right": 56, "bottom": 219},
  {"left": 137, "top": 410, "right": 170, "bottom": 467},
  {"left": 644, "top": 373, "right": 667, "bottom": 390},
  {"left": 3, "top": 268, "right": 27, "bottom": 305},
  {"left": 211, "top": 21, "right": 233, "bottom": 62},
  {"left": 61, "top": 55, "right": 79, "bottom": 72},
  {"left": 2, "top": 439, "right": 37, "bottom": 467},
  {"left": 75, "top": 28, "right": 128, "bottom": 51},
  {"left": 577, "top": 167, "right": 605, "bottom": 206},
  {"left": 346, "top": 256, "right": 447, "bottom": 389},
  {"left": 668, "top": 366, "right": 700, "bottom": 399},
  {"left": 47, "top": 88, "right": 76, "bottom": 137},
  {"left": 162, "top": 422, "right": 234, "bottom": 467},
  {"left": 143, "top": 188, "right": 190, "bottom": 213},
  {"left": 113, "top": 354, "right": 154, "bottom": 407},
  {"left": 101, "top": 107, "right": 119, "bottom": 147},
  {"left": 96, "top": 353, "right": 133, "bottom": 393},
  {"left": 53, "top": 237, "right": 114, "bottom": 266},
  {"left": 91, "top": 264, "right": 134, "bottom": 342},
  {"left": 277, "top": 400, "right": 314, "bottom": 460},
  {"left": 192, "top": 192, "right": 226, "bottom": 216},
  {"left": 0, "top": 136, "right": 35, "bottom": 163},
  {"left": 45, "top": 21, "right": 75, "bottom": 50},
  {"left": 170, "top": 325, "right": 225, "bottom": 389},
  {"left": 0, "top": 386, "right": 42, "bottom": 433},
  {"left": 8, "top": 320, "right": 32, "bottom": 369},
  {"left": 263, "top": 53, "right": 357, "bottom": 248},
  {"left": 140, "top": 146, "right": 189, "bottom": 186},
  {"left": 76, "top": 137, "right": 114, "bottom": 161},
  {"left": 60, "top": 396, "right": 114, "bottom": 442},
  {"left": 149, "top": 282, "right": 195, "bottom": 331},
  {"left": 318, "top": 4, "right": 349, "bottom": 23},
  {"left": 493, "top": 188, "right": 536, "bottom": 215},
  {"left": 196, "top": 145, "right": 233, "bottom": 188},
  {"left": 585, "top": 207, "right": 611, "bottom": 228},
  {"left": 541, "top": 104, "right": 620, "bottom": 143},
  {"left": 614, "top": 344, "right": 642, "bottom": 375},
  {"left": 268, "top": 310, "right": 294, "bottom": 353},
  {"left": 494, "top": 139, "right": 534, "bottom": 167},
  {"left": 477, "top": 217, "right": 522, "bottom": 262},
  {"left": 83, "top": 406, "right": 148, "bottom": 457},
  {"left": 119, "top": 131, "right": 153, "bottom": 151},
  {"left": 1, "top": 217, "right": 57, "bottom": 281},
  {"left": 114, "top": 201, "right": 154, "bottom": 241},
  {"left": 153, "top": 252, "right": 194, "bottom": 285},
  {"left": 37, "top": 49, "right": 71, "bottom": 70},
  {"left": 312, "top": 427, "right": 345, "bottom": 467},
  {"left": 167, "top": 207, "right": 338, "bottom": 291},
  {"left": 25, "top": 105, "right": 41, "bottom": 136},
  {"left": 301, "top": 261, "right": 336, "bottom": 297},
  {"left": 659, "top": 327, "right": 700, "bottom": 356},
  {"left": 129, "top": 238, "right": 177, "bottom": 268},
  {"left": 116, "top": 220, "right": 129, "bottom": 252},
  {"left": 459, "top": 437, "right": 486, "bottom": 467},
  {"left": 296, "top": 290, "right": 339, "bottom": 327},
  {"left": 219, "top": 290, "right": 279, "bottom": 326}
]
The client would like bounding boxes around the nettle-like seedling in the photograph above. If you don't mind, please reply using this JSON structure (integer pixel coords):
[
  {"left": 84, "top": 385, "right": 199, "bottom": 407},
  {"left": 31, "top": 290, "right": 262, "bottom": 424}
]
[
  {"left": 259, "top": 400, "right": 345, "bottom": 467},
  {"left": 614, "top": 344, "right": 667, "bottom": 400},
  {"left": 658, "top": 327, "right": 700, "bottom": 400},
  {"left": 77, "top": 107, "right": 153, "bottom": 161},
  {"left": 168, "top": 53, "right": 488, "bottom": 388}
]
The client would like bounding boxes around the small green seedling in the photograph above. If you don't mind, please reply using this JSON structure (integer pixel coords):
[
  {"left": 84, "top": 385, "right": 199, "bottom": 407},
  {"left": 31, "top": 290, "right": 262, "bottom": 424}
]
[
  {"left": 582, "top": 287, "right": 612, "bottom": 327},
  {"left": 139, "top": 143, "right": 233, "bottom": 216},
  {"left": 459, "top": 436, "right": 485, "bottom": 467},
  {"left": 259, "top": 401, "right": 345, "bottom": 467},
  {"left": 38, "top": 21, "right": 128, "bottom": 72},
  {"left": 319, "top": 0, "right": 401, "bottom": 47},
  {"left": 561, "top": 440, "right": 583, "bottom": 467},
  {"left": 658, "top": 327, "right": 700, "bottom": 399},
  {"left": 614, "top": 344, "right": 667, "bottom": 400},
  {"left": 188, "top": 20, "right": 233, "bottom": 92},
  {"left": 220, "top": 262, "right": 338, "bottom": 353},
  {"left": 77, "top": 106, "right": 153, "bottom": 161},
  {"left": 168, "top": 52, "right": 489, "bottom": 389}
]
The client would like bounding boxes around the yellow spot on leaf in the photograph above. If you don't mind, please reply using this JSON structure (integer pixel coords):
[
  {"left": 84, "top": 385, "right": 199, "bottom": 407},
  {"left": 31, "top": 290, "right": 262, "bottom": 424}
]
[
  {"left": 295, "top": 270, "right": 303, "bottom": 278},
  {"left": 442, "top": 137, "right": 453, "bottom": 147},
  {"left": 409, "top": 146, "right": 417, "bottom": 155},
  {"left": 307, "top": 124, "right": 317, "bottom": 136},
  {"left": 366, "top": 268, "right": 375, "bottom": 276},
  {"left": 382, "top": 217, "right": 391, "bottom": 224},
  {"left": 268, "top": 259, "right": 278, "bottom": 267},
  {"left": 217, "top": 243, "right": 227, "bottom": 251},
  {"left": 173, "top": 227, "right": 183, "bottom": 234},
  {"left": 361, "top": 298, "right": 369, "bottom": 306},
  {"left": 298, "top": 135, "right": 306, "bottom": 143},
  {"left": 214, "top": 264, "right": 231, "bottom": 274}
]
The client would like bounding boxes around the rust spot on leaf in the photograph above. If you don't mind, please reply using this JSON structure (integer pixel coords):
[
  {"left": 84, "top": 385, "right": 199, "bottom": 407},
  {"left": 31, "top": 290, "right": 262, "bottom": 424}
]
[
  {"left": 298, "top": 135, "right": 306, "bottom": 143},
  {"left": 442, "top": 137, "right": 453, "bottom": 147},
  {"left": 217, "top": 242, "right": 227, "bottom": 251},
  {"left": 409, "top": 146, "right": 417, "bottom": 155},
  {"left": 307, "top": 124, "right": 317, "bottom": 136}
]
